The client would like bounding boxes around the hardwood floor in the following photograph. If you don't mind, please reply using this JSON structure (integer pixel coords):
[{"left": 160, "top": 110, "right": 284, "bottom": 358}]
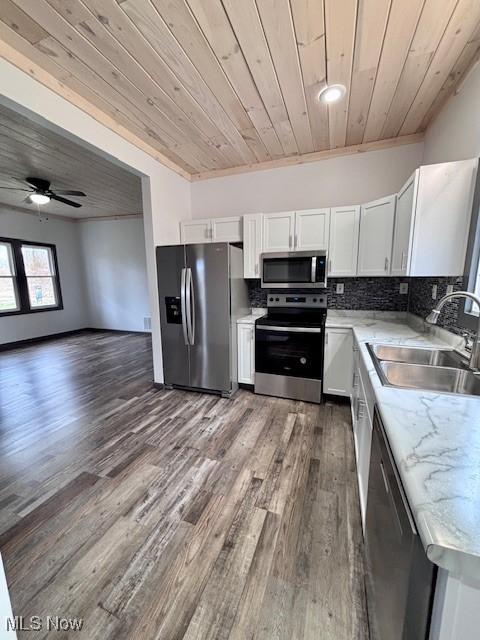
[{"left": 0, "top": 331, "right": 369, "bottom": 639}]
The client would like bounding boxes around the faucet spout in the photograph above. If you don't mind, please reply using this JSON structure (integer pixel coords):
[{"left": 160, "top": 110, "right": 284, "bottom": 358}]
[{"left": 425, "top": 290, "right": 480, "bottom": 370}]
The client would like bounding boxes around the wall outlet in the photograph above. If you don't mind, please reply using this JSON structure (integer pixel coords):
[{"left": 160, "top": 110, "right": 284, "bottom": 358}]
[
  {"left": 446, "top": 284, "right": 454, "bottom": 295},
  {"left": 336, "top": 283, "right": 344, "bottom": 294},
  {"left": 144, "top": 316, "right": 152, "bottom": 331},
  {"left": 432, "top": 284, "right": 438, "bottom": 300},
  {"left": 399, "top": 282, "right": 408, "bottom": 295}
]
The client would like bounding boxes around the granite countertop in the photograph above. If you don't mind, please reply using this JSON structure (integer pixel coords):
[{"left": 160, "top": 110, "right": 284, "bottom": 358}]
[{"left": 326, "top": 313, "right": 480, "bottom": 579}]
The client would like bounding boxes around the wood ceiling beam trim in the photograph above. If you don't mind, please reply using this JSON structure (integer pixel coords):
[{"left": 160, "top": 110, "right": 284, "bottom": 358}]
[
  {"left": 0, "top": 37, "right": 193, "bottom": 180},
  {"left": 190, "top": 132, "right": 424, "bottom": 181}
]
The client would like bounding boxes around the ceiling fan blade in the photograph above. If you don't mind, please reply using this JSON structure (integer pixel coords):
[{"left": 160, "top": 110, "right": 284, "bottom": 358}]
[
  {"left": 26, "top": 177, "right": 50, "bottom": 191},
  {"left": 0, "top": 186, "right": 31, "bottom": 191},
  {"left": 53, "top": 190, "right": 86, "bottom": 197},
  {"left": 50, "top": 193, "right": 82, "bottom": 208}
]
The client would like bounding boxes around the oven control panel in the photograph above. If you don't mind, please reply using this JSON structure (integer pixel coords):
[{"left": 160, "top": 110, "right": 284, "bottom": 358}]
[{"left": 267, "top": 294, "right": 327, "bottom": 308}]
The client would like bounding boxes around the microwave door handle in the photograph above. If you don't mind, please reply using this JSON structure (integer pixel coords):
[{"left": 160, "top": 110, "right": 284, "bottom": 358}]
[
  {"left": 180, "top": 268, "right": 189, "bottom": 345},
  {"left": 311, "top": 256, "right": 317, "bottom": 283}
]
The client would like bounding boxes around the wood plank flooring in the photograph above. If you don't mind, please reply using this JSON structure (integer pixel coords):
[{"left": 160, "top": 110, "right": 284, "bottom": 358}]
[{"left": 0, "top": 331, "right": 369, "bottom": 639}]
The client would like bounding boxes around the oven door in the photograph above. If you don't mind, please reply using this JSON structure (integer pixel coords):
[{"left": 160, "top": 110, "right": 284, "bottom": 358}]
[
  {"left": 261, "top": 251, "right": 327, "bottom": 288},
  {"left": 255, "top": 325, "right": 324, "bottom": 379}
]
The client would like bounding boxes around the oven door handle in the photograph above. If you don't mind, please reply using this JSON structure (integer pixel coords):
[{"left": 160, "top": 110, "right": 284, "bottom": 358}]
[{"left": 256, "top": 325, "right": 322, "bottom": 334}]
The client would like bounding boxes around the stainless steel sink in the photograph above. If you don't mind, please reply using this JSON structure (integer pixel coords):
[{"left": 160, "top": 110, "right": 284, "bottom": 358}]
[
  {"left": 368, "top": 344, "right": 467, "bottom": 369},
  {"left": 378, "top": 362, "right": 480, "bottom": 396}
]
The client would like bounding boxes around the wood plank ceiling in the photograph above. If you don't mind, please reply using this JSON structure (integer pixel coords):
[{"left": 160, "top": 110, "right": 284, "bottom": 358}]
[
  {"left": 0, "top": 0, "right": 480, "bottom": 180},
  {"left": 0, "top": 102, "right": 142, "bottom": 219}
]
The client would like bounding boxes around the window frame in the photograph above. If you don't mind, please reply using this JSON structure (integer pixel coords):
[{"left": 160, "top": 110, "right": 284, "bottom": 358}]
[{"left": 0, "top": 237, "right": 63, "bottom": 317}]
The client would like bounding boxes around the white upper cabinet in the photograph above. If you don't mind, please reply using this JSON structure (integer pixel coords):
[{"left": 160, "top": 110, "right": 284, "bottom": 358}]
[
  {"left": 405, "top": 159, "right": 478, "bottom": 276},
  {"left": 180, "top": 219, "right": 212, "bottom": 244},
  {"left": 263, "top": 211, "right": 295, "bottom": 252},
  {"left": 328, "top": 206, "right": 360, "bottom": 276},
  {"left": 243, "top": 213, "right": 263, "bottom": 278},
  {"left": 295, "top": 208, "right": 330, "bottom": 250},
  {"left": 391, "top": 175, "right": 416, "bottom": 276},
  {"left": 357, "top": 195, "right": 396, "bottom": 277},
  {"left": 211, "top": 216, "right": 242, "bottom": 242},
  {"left": 181, "top": 216, "right": 242, "bottom": 244}
]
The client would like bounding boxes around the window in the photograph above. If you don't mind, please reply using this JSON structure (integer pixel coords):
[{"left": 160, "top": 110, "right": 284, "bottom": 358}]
[
  {"left": 0, "top": 237, "right": 63, "bottom": 317},
  {"left": 0, "top": 242, "right": 19, "bottom": 312}
]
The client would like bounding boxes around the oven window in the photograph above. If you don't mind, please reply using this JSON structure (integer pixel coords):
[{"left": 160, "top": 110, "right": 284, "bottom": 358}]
[
  {"left": 262, "top": 257, "right": 312, "bottom": 283},
  {"left": 255, "top": 328, "right": 323, "bottom": 379}
]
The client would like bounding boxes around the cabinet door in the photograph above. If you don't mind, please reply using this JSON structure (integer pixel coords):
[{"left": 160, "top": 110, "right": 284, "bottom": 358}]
[
  {"left": 328, "top": 206, "right": 360, "bottom": 276},
  {"left": 263, "top": 212, "right": 295, "bottom": 252},
  {"left": 295, "top": 208, "right": 330, "bottom": 250},
  {"left": 180, "top": 220, "right": 211, "bottom": 244},
  {"left": 323, "top": 328, "right": 353, "bottom": 397},
  {"left": 356, "top": 394, "right": 372, "bottom": 531},
  {"left": 243, "top": 213, "right": 263, "bottom": 278},
  {"left": 391, "top": 174, "right": 416, "bottom": 276},
  {"left": 237, "top": 323, "right": 254, "bottom": 384},
  {"left": 212, "top": 216, "right": 242, "bottom": 242},
  {"left": 357, "top": 195, "right": 395, "bottom": 276}
]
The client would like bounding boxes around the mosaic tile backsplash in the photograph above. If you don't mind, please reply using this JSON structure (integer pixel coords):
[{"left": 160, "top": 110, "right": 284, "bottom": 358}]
[
  {"left": 247, "top": 277, "right": 410, "bottom": 312},
  {"left": 247, "top": 275, "right": 475, "bottom": 339}
]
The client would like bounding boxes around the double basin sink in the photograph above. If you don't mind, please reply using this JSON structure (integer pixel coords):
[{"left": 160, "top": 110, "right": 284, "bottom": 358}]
[{"left": 367, "top": 344, "right": 480, "bottom": 396}]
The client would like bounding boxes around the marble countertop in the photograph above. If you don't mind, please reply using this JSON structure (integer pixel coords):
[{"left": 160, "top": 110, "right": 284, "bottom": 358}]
[
  {"left": 237, "top": 309, "right": 266, "bottom": 324},
  {"left": 326, "top": 313, "right": 480, "bottom": 579}
]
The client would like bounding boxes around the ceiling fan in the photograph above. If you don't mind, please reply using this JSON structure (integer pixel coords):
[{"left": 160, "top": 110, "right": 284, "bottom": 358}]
[{"left": 0, "top": 177, "right": 86, "bottom": 208}]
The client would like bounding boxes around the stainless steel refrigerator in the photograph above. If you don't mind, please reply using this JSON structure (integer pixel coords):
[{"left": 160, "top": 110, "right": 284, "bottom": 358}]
[{"left": 156, "top": 243, "right": 248, "bottom": 397}]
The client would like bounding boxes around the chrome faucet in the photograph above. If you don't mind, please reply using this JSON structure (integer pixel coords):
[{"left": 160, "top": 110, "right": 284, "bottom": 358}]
[{"left": 426, "top": 290, "right": 480, "bottom": 370}]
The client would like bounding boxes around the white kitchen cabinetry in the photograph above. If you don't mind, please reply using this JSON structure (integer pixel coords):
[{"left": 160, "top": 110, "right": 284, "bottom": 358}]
[
  {"left": 295, "top": 209, "right": 330, "bottom": 250},
  {"left": 357, "top": 195, "right": 396, "bottom": 276},
  {"left": 263, "top": 211, "right": 295, "bottom": 252},
  {"left": 243, "top": 213, "right": 263, "bottom": 278},
  {"left": 351, "top": 341, "right": 373, "bottom": 532},
  {"left": 328, "top": 206, "right": 360, "bottom": 276},
  {"left": 392, "top": 159, "right": 478, "bottom": 277},
  {"left": 180, "top": 219, "right": 212, "bottom": 244},
  {"left": 237, "top": 322, "right": 255, "bottom": 384},
  {"left": 212, "top": 216, "right": 242, "bottom": 242},
  {"left": 391, "top": 175, "right": 415, "bottom": 276},
  {"left": 180, "top": 216, "right": 242, "bottom": 244},
  {"left": 323, "top": 328, "right": 353, "bottom": 397}
]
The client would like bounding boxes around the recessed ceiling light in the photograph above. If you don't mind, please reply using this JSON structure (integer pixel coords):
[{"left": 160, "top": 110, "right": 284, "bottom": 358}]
[
  {"left": 29, "top": 193, "right": 50, "bottom": 205},
  {"left": 318, "top": 84, "right": 346, "bottom": 104}
]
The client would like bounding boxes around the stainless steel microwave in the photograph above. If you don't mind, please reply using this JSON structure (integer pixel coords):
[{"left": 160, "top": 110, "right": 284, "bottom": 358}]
[{"left": 260, "top": 250, "right": 327, "bottom": 289}]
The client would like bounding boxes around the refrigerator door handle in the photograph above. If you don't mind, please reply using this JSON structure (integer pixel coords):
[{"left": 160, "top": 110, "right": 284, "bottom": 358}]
[
  {"left": 180, "top": 267, "right": 189, "bottom": 346},
  {"left": 186, "top": 268, "right": 195, "bottom": 345}
]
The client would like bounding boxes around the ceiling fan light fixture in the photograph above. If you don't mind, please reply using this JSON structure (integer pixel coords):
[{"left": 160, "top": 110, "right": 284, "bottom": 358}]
[
  {"left": 29, "top": 193, "right": 50, "bottom": 205},
  {"left": 318, "top": 84, "right": 346, "bottom": 104}
]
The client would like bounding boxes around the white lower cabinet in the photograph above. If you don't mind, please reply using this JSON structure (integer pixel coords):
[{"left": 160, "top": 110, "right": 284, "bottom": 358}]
[
  {"left": 350, "top": 341, "right": 373, "bottom": 532},
  {"left": 323, "top": 328, "right": 353, "bottom": 396},
  {"left": 237, "top": 322, "right": 255, "bottom": 384}
]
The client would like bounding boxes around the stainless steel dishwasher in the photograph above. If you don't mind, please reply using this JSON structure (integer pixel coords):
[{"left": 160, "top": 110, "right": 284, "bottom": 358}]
[{"left": 365, "top": 408, "right": 437, "bottom": 640}]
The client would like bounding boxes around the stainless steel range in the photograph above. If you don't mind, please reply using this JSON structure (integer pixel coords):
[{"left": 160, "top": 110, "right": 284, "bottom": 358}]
[{"left": 254, "top": 293, "right": 327, "bottom": 404}]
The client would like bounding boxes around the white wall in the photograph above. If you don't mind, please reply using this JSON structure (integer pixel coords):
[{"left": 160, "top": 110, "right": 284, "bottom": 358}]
[
  {"left": 79, "top": 217, "right": 150, "bottom": 332},
  {"left": 191, "top": 142, "right": 424, "bottom": 218},
  {"left": 0, "top": 208, "right": 87, "bottom": 345},
  {"left": 423, "top": 62, "right": 480, "bottom": 165},
  {"left": 0, "top": 58, "right": 191, "bottom": 383}
]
